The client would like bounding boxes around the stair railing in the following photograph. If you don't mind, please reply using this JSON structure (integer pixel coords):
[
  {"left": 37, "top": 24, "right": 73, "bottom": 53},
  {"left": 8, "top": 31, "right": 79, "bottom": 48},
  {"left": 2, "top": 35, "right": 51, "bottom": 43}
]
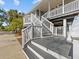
[
  {"left": 31, "top": 14, "right": 54, "bottom": 37},
  {"left": 22, "top": 13, "right": 55, "bottom": 48},
  {"left": 31, "top": 14, "right": 43, "bottom": 38},
  {"left": 22, "top": 25, "right": 33, "bottom": 48},
  {"left": 41, "top": 16, "right": 54, "bottom": 34}
]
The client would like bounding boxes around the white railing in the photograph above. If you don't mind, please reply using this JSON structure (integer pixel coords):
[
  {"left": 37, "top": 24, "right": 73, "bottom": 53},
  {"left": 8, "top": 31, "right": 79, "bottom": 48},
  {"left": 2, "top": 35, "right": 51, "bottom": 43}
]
[
  {"left": 31, "top": 14, "right": 42, "bottom": 26},
  {"left": 54, "top": 27, "right": 63, "bottom": 36},
  {"left": 22, "top": 14, "right": 55, "bottom": 48},
  {"left": 41, "top": 16, "right": 54, "bottom": 34},
  {"left": 31, "top": 14, "right": 42, "bottom": 38},
  {"left": 43, "top": 0, "right": 79, "bottom": 18},
  {"left": 22, "top": 25, "right": 32, "bottom": 48},
  {"left": 64, "top": 0, "right": 79, "bottom": 13},
  {"left": 50, "top": 6, "right": 62, "bottom": 17},
  {"left": 42, "top": 11, "right": 48, "bottom": 18}
]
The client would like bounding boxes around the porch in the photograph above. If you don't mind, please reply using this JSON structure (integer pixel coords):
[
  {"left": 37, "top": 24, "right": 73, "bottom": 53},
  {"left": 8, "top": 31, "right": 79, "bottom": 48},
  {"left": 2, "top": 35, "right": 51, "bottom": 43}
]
[{"left": 24, "top": 36, "right": 72, "bottom": 59}]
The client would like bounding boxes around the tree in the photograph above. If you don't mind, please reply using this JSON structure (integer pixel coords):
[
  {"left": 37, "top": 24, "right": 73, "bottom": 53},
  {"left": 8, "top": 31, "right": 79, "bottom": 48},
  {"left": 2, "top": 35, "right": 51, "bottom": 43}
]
[
  {"left": 0, "top": 9, "right": 8, "bottom": 28},
  {"left": 7, "top": 9, "right": 18, "bottom": 23},
  {"left": 6, "top": 9, "right": 23, "bottom": 32},
  {"left": 7, "top": 17, "right": 23, "bottom": 31}
]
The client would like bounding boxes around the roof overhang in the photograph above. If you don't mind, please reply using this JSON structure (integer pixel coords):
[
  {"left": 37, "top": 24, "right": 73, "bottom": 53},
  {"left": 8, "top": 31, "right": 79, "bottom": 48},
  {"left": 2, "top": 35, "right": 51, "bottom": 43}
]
[
  {"left": 26, "top": 0, "right": 74, "bottom": 14},
  {"left": 33, "top": 0, "right": 62, "bottom": 12}
]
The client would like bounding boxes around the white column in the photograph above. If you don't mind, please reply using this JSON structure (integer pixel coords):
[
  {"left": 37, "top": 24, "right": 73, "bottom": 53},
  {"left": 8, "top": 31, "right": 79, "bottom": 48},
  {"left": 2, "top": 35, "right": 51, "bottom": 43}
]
[
  {"left": 31, "top": 13, "right": 33, "bottom": 23},
  {"left": 30, "top": 14, "right": 32, "bottom": 40},
  {"left": 63, "top": 19, "right": 67, "bottom": 37},
  {"left": 55, "top": 27, "right": 57, "bottom": 36},
  {"left": 50, "top": 23, "right": 54, "bottom": 35},
  {"left": 62, "top": 0, "right": 64, "bottom": 14},
  {"left": 23, "top": 17, "right": 25, "bottom": 26},
  {"left": 39, "top": 10, "right": 41, "bottom": 20},
  {"left": 35, "top": 10, "right": 37, "bottom": 16},
  {"left": 48, "top": 1, "right": 51, "bottom": 17},
  {"left": 41, "top": 21, "right": 42, "bottom": 38}
]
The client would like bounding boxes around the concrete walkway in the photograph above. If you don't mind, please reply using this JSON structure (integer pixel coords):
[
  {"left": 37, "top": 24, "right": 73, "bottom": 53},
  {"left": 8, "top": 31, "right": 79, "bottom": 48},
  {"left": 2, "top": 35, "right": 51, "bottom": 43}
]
[{"left": 0, "top": 33, "right": 27, "bottom": 59}]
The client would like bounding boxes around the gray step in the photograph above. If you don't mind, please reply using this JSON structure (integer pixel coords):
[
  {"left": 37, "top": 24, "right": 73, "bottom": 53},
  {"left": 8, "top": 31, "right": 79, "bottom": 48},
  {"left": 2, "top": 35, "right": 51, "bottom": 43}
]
[
  {"left": 24, "top": 46, "right": 38, "bottom": 59},
  {"left": 32, "top": 37, "right": 72, "bottom": 59},
  {"left": 28, "top": 43, "right": 56, "bottom": 59}
]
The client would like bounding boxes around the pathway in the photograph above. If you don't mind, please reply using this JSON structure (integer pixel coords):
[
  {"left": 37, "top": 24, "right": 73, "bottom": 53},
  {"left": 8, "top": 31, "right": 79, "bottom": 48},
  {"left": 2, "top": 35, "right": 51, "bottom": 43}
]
[{"left": 0, "top": 32, "right": 27, "bottom": 59}]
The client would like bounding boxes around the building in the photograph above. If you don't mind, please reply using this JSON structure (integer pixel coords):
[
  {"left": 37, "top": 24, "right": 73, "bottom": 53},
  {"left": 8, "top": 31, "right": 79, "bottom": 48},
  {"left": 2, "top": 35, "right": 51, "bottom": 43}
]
[{"left": 22, "top": 0, "right": 79, "bottom": 59}]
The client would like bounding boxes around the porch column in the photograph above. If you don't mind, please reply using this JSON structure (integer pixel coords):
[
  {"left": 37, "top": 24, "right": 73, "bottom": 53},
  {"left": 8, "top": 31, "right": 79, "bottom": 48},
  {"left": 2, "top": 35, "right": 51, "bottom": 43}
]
[
  {"left": 55, "top": 27, "right": 57, "bottom": 36},
  {"left": 23, "top": 17, "right": 25, "bottom": 26},
  {"left": 41, "top": 21, "right": 43, "bottom": 38},
  {"left": 50, "top": 23, "right": 54, "bottom": 34},
  {"left": 48, "top": 1, "right": 51, "bottom": 17},
  {"left": 35, "top": 10, "right": 37, "bottom": 16},
  {"left": 39, "top": 10, "right": 41, "bottom": 20},
  {"left": 62, "top": 0, "right": 64, "bottom": 13},
  {"left": 63, "top": 19, "right": 67, "bottom": 37}
]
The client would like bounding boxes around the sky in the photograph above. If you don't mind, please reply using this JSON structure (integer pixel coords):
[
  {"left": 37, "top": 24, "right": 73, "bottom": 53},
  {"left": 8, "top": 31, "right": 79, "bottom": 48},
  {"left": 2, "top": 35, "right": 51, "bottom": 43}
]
[{"left": 0, "top": 0, "right": 41, "bottom": 13}]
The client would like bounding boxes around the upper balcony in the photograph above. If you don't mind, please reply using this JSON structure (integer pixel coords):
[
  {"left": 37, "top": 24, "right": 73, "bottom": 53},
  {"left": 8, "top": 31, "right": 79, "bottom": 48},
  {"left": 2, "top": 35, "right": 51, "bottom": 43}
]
[{"left": 43, "top": 0, "right": 79, "bottom": 19}]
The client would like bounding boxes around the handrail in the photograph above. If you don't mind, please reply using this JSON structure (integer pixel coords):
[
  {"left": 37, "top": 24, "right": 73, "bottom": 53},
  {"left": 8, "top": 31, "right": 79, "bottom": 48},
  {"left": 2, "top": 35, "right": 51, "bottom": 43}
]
[
  {"left": 41, "top": 16, "right": 54, "bottom": 34},
  {"left": 31, "top": 14, "right": 43, "bottom": 38},
  {"left": 31, "top": 14, "right": 42, "bottom": 26},
  {"left": 32, "top": 14, "right": 53, "bottom": 37},
  {"left": 42, "top": 11, "right": 48, "bottom": 17},
  {"left": 42, "top": 23, "right": 52, "bottom": 33},
  {"left": 42, "top": 16, "right": 53, "bottom": 25},
  {"left": 22, "top": 25, "right": 32, "bottom": 48},
  {"left": 22, "top": 25, "right": 32, "bottom": 31}
]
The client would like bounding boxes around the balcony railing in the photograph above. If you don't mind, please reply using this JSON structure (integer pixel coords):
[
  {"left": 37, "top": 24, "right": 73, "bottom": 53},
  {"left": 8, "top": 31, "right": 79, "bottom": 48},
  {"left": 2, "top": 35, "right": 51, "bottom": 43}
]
[
  {"left": 64, "top": 0, "right": 79, "bottom": 13},
  {"left": 43, "top": 0, "right": 79, "bottom": 18},
  {"left": 54, "top": 26, "right": 63, "bottom": 36},
  {"left": 50, "top": 6, "right": 62, "bottom": 18}
]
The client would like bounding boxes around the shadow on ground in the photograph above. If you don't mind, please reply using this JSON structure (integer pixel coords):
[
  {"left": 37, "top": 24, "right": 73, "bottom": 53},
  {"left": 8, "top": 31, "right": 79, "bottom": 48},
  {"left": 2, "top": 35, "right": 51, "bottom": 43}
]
[{"left": 17, "top": 37, "right": 22, "bottom": 45}]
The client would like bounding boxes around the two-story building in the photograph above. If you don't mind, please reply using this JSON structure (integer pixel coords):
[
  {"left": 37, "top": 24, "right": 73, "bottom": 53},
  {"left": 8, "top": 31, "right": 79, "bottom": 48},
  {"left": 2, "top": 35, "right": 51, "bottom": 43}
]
[{"left": 22, "top": 0, "right": 79, "bottom": 59}]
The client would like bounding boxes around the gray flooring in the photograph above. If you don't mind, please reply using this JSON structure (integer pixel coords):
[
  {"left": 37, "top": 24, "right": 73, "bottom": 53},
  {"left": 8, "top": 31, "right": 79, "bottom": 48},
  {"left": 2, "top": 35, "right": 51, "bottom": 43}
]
[
  {"left": 33, "top": 37, "right": 72, "bottom": 58},
  {"left": 28, "top": 43, "right": 56, "bottom": 59},
  {"left": 24, "top": 36, "right": 72, "bottom": 59}
]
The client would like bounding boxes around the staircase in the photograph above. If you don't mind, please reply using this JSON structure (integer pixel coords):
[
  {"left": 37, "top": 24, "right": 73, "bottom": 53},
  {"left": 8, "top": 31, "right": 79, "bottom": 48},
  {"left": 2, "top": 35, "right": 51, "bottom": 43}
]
[{"left": 22, "top": 14, "right": 72, "bottom": 59}]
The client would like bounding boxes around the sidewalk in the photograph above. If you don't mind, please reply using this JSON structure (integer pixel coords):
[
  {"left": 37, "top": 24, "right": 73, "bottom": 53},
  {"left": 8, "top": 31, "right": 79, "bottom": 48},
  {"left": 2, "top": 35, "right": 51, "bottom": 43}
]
[{"left": 0, "top": 34, "right": 27, "bottom": 59}]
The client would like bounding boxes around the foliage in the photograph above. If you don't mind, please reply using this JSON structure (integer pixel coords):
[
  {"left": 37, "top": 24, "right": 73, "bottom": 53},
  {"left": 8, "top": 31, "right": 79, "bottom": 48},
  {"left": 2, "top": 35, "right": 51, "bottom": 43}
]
[
  {"left": 0, "top": 9, "right": 7, "bottom": 27},
  {"left": 7, "top": 17, "right": 23, "bottom": 31},
  {"left": 0, "top": 9, "right": 24, "bottom": 32},
  {"left": 6, "top": 9, "right": 23, "bottom": 32}
]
